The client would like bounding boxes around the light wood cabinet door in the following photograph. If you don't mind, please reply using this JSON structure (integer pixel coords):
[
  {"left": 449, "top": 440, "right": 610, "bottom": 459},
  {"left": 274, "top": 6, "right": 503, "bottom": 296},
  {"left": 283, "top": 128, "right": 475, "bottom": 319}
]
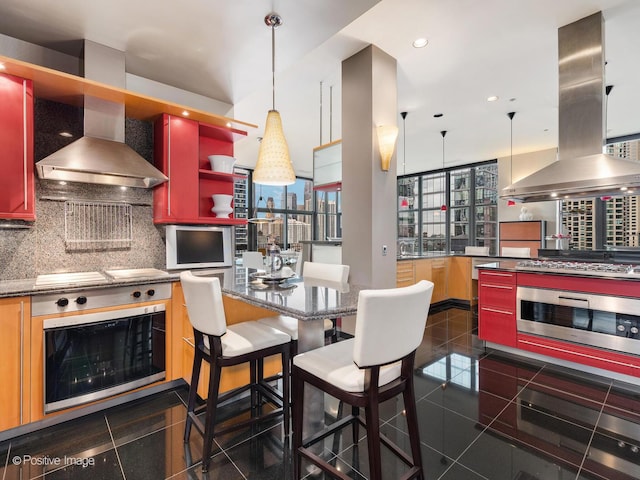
[
  {"left": 0, "top": 297, "right": 30, "bottom": 431},
  {"left": 413, "top": 258, "right": 446, "bottom": 303},
  {"left": 448, "top": 256, "right": 472, "bottom": 301},
  {"left": 396, "top": 260, "right": 415, "bottom": 287},
  {"left": 429, "top": 259, "right": 447, "bottom": 303}
]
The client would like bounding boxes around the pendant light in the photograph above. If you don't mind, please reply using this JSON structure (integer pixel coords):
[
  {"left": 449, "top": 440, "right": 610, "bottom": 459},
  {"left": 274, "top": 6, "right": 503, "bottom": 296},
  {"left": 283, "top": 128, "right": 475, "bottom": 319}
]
[
  {"left": 440, "top": 130, "right": 447, "bottom": 212},
  {"left": 400, "top": 112, "right": 409, "bottom": 208},
  {"left": 253, "top": 13, "right": 296, "bottom": 186},
  {"left": 247, "top": 184, "right": 275, "bottom": 224},
  {"left": 507, "top": 112, "right": 516, "bottom": 206}
]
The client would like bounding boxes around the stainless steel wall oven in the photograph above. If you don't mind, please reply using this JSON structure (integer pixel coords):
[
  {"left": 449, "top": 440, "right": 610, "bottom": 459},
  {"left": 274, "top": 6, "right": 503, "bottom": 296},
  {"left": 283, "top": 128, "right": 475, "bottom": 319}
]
[
  {"left": 35, "top": 282, "right": 171, "bottom": 413},
  {"left": 517, "top": 285, "right": 640, "bottom": 355}
]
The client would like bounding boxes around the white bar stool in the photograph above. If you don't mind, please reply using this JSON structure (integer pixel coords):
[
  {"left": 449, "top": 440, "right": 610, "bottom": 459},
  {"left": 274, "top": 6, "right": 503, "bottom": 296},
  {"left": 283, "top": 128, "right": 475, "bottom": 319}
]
[
  {"left": 180, "top": 271, "right": 291, "bottom": 472},
  {"left": 292, "top": 280, "right": 434, "bottom": 480}
]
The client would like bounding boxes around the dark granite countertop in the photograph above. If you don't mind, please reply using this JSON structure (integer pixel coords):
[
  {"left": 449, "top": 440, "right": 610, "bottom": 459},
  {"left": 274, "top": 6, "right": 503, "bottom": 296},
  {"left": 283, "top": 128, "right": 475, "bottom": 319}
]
[
  {"left": 194, "top": 269, "right": 360, "bottom": 321},
  {"left": 0, "top": 267, "right": 361, "bottom": 321},
  {"left": 0, "top": 271, "right": 180, "bottom": 299}
]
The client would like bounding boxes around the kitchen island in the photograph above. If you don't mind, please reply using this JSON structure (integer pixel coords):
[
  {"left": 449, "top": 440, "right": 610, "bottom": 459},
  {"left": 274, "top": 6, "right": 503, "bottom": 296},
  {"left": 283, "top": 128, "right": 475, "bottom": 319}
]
[{"left": 477, "top": 259, "right": 640, "bottom": 383}]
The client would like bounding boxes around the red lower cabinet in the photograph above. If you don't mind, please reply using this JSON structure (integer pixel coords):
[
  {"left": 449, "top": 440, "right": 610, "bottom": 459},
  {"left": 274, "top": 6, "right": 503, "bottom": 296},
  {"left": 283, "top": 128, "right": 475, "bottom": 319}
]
[
  {"left": 517, "top": 333, "right": 640, "bottom": 377},
  {"left": 478, "top": 270, "right": 517, "bottom": 347},
  {"left": 0, "top": 73, "right": 35, "bottom": 221}
]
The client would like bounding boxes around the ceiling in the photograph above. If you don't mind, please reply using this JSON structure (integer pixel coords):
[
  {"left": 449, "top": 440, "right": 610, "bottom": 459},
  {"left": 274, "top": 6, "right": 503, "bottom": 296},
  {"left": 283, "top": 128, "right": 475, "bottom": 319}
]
[{"left": 0, "top": 0, "right": 639, "bottom": 179}]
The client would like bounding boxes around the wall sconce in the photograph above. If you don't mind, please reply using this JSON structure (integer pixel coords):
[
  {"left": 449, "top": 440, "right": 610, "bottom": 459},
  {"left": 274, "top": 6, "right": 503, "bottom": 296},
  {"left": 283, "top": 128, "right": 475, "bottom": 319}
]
[{"left": 376, "top": 124, "right": 398, "bottom": 171}]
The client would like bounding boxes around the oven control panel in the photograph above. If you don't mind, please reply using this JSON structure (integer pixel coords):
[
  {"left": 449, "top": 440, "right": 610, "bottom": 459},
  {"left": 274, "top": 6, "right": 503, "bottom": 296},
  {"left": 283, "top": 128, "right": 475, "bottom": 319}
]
[{"left": 32, "top": 282, "right": 172, "bottom": 316}]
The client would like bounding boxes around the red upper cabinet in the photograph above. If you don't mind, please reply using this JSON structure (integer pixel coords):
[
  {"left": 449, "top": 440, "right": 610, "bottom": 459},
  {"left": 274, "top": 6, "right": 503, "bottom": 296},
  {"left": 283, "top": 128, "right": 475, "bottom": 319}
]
[
  {"left": 153, "top": 113, "right": 247, "bottom": 225},
  {"left": 0, "top": 73, "right": 35, "bottom": 221}
]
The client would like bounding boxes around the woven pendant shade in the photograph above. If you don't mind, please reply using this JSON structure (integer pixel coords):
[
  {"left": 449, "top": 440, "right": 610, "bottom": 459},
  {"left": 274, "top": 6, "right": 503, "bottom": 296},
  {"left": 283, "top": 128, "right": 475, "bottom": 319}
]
[{"left": 253, "top": 110, "right": 295, "bottom": 185}]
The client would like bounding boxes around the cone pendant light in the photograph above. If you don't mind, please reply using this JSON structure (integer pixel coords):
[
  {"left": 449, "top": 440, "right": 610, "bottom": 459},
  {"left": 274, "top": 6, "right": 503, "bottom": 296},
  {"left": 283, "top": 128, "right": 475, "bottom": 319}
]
[{"left": 253, "top": 13, "right": 296, "bottom": 186}]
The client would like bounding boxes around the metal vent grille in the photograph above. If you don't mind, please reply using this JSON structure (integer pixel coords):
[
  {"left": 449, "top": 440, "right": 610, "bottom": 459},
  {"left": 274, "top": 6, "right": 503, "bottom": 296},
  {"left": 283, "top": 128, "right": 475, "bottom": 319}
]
[{"left": 64, "top": 200, "right": 133, "bottom": 250}]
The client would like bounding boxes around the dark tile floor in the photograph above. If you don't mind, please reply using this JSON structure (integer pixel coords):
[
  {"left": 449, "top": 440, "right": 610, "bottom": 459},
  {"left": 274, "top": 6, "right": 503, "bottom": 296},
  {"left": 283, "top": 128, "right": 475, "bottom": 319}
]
[{"left": 2, "top": 308, "right": 640, "bottom": 479}]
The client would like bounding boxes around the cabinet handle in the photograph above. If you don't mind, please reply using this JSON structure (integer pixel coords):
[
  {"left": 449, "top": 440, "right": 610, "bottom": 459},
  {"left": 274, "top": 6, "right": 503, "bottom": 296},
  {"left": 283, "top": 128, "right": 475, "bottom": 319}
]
[
  {"left": 20, "top": 300, "right": 24, "bottom": 424},
  {"left": 482, "top": 306, "right": 512, "bottom": 315},
  {"left": 483, "top": 284, "right": 513, "bottom": 290},
  {"left": 482, "top": 272, "right": 513, "bottom": 278},
  {"left": 23, "top": 80, "right": 28, "bottom": 211},
  {"left": 167, "top": 116, "right": 172, "bottom": 216}
]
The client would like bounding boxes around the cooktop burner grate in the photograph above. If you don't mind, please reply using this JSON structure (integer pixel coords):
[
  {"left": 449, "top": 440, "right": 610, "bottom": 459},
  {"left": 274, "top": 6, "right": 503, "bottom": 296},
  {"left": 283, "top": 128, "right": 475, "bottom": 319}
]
[{"left": 516, "top": 260, "right": 638, "bottom": 277}]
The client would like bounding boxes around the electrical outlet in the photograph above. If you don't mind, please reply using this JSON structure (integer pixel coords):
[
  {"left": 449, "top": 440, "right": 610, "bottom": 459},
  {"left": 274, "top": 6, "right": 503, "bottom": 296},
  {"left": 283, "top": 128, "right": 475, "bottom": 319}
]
[{"left": 382, "top": 245, "right": 388, "bottom": 256}]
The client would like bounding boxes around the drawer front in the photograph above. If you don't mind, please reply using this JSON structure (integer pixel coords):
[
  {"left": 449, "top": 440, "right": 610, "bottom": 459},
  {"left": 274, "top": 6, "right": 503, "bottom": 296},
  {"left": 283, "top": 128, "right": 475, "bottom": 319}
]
[
  {"left": 479, "top": 306, "right": 516, "bottom": 346},
  {"left": 479, "top": 270, "right": 515, "bottom": 285},
  {"left": 479, "top": 282, "right": 515, "bottom": 310}
]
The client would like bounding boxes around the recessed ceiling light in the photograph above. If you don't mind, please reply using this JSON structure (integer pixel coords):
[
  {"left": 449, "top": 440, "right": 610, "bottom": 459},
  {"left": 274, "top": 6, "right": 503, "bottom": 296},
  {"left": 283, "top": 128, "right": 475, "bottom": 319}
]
[
  {"left": 0, "top": 63, "right": 5, "bottom": 70},
  {"left": 433, "top": 113, "right": 443, "bottom": 118},
  {"left": 412, "top": 38, "right": 428, "bottom": 48},
  {"left": 487, "top": 95, "right": 499, "bottom": 102},
  {"left": 182, "top": 110, "right": 190, "bottom": 116},
  {"left": 226, "top": 122, "right": 232, "bottom": 128},
  {"left": 59, "top": 131, "right": 73, "bottom": 138}
]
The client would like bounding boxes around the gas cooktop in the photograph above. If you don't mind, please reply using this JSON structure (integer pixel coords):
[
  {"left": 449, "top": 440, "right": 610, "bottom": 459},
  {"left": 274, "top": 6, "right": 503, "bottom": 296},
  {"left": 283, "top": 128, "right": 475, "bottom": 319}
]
[{"left": 516, "top": 260, "right": 640, "bottom": 278}]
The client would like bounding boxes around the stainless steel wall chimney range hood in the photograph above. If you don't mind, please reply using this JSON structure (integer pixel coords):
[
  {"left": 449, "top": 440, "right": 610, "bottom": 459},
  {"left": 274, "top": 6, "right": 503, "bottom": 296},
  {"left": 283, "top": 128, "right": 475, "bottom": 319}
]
[
  {"left": 501, "top": 12, "right": 640, "bottom": 203},
  {"left": 36, "top": 41, "right": 168, "bottom": 188}
]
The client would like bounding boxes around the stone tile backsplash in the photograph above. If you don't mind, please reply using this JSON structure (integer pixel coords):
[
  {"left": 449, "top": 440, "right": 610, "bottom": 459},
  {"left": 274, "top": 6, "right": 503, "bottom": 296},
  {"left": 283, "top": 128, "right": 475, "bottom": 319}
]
[{"left": 0, "top": 99, "right": 166, "bottom": 281}]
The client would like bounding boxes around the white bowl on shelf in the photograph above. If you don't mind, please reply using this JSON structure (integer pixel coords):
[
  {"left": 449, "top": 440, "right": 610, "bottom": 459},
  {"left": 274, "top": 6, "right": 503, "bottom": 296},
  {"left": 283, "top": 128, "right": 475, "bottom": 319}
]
[
  {"left": 208, "top": 155, "right": 236, "bottom": 174},
  {"left": 211, "top": 194, "right": 233, "bottom": 218}
]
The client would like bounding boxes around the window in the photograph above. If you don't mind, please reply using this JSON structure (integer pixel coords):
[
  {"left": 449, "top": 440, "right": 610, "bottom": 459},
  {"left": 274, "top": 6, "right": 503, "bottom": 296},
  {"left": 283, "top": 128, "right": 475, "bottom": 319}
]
[
  {"left": 242, "top": 176, "right": 313, "bottom": 253},
  {"left": 315, "top": 189, "right": 342, "bottom": 241},
  {"left": 398, "top": 161, "right": 498, "bottom": 255},
  {"left": 560, "top": 139, "right": 640, "bottom": 249}
]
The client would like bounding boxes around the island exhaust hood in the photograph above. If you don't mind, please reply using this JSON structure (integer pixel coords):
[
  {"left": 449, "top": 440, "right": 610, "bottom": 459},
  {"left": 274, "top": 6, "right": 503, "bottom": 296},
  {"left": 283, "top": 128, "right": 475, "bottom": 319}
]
[
  {"left": 501, "top": 12, "right": 640, "bottom": 203},
  {"left": 36, "top": 42, "right": 168, "bottom": 188}
]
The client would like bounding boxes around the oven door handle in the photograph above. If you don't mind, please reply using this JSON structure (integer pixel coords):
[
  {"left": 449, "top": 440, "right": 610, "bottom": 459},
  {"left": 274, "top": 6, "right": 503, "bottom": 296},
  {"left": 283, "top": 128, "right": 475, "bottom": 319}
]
[{"left": 558, "top": 295, "right": 589, "bottom": 309}]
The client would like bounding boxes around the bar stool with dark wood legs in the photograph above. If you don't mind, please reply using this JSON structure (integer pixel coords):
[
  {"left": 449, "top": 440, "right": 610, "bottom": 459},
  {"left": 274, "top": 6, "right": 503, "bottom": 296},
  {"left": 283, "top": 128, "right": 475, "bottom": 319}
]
[
  {"left": 180, "top": 271, "right": 292, "bottom": 473},
  {"left": 292, "top": 280, "right": 434, "bottom": 480}
]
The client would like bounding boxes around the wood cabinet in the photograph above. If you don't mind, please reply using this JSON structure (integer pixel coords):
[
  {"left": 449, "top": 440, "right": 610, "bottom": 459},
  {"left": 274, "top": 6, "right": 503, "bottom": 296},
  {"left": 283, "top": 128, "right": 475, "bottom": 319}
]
[
  {"left": 396, "top": 260, "right": 415, "bottom": 287},
  {"left": 396, "top": 256, "right": 473, "bottom": 304},
  {"left": 153, "top": 113, "right": 248, "bottom": 225},
  {"left": 478, "top": 269, "right": 517, "bottom": 346},
  {"left": 0, "top": 73, "right": 35, "bottom": 221},
  {"left": 396, "top": 258, "right": 447, "bottom": 303},
  {"left": 447, "top": 256, "right": 472, "bottom": 302},
  {"left": 499, "top": 220, "right": 545, "bottom": 257},
  {"left": 0, "top": 297, "right": 31, "bottom": 430},
  {"left": 427, "top": 258, "right": 447, "bottom": 303}
]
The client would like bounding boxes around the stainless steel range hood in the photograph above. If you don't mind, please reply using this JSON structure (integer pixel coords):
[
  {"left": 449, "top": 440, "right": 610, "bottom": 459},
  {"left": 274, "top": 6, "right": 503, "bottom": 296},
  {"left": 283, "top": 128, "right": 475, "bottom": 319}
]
[
  {"left": 501, "top": 12, "right": 640, "bottom": 203},
  {"left": 36, "top": 41, "right": 168, "bottom": 189}
]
